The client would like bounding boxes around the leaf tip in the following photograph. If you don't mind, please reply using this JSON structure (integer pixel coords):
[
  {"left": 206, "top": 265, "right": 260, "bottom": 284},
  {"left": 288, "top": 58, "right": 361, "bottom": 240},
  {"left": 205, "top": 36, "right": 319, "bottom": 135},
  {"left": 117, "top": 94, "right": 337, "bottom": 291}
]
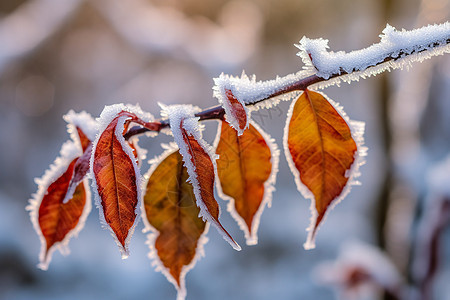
[
  {"left": 37, "top": 261, "right": 49, "bottom": 271},
  {"left": 232, "top": 243, "right": 242, "bottom": 251},
  {"left": 303, "top": 238, "right": 316, "bottom": 250},
  {"left": 245, "top": 237, "right": 258, "bottom": 246}
]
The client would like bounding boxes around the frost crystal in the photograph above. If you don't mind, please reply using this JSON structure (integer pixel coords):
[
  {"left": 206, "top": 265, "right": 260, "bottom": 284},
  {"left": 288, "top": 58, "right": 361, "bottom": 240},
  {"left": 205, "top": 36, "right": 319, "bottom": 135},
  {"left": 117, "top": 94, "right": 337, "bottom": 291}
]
[
  {"left": 297, "top": 22, "right": 450, "bottom": 80},
  {"left": 213, "top": 71, "right": 309, "bottom": 110},
  {"left": 63, "top": 110, "right": 98, "bottom": 142},
  {"left": 213, "top": 23, "right": 449, "bottom": 109}
]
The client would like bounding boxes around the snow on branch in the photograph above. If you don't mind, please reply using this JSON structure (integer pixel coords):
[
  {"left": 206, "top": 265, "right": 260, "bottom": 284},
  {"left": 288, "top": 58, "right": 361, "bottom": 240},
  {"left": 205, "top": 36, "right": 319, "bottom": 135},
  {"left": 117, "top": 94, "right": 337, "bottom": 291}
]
[
  {"left": 127, "top": 23, "right": 450, "bottom": 139},
  {"left": 298, "top": 22, "right": 450, "bottom": 82},
  {"left": 212, "top": 22, "right": 449, "bottom": 109}
]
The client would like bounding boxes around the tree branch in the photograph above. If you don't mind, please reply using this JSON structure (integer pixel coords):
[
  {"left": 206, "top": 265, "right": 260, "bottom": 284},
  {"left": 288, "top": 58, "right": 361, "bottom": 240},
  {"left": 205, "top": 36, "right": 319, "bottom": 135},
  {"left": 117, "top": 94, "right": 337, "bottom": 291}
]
[{"left": 124, "top": 25, "right": 449, "bottom": 140}]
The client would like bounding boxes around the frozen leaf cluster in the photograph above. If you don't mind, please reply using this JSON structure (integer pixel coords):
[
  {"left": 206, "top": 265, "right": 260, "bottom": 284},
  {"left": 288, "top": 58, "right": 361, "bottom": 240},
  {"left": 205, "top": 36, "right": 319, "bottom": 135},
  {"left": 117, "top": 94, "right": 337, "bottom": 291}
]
[{"left": 27, "top": 22, "right": 450, "bottom": 300}]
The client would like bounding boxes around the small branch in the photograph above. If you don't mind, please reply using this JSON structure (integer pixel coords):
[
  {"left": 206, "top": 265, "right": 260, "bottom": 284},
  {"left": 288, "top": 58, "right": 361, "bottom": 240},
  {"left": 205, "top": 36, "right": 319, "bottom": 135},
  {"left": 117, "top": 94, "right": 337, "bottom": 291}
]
[
  {"left": 298, "top": 22, "right": 450, "bottom": 80},
  {"left": 124, "top": 24, "right": 449, "bottom": 140}
]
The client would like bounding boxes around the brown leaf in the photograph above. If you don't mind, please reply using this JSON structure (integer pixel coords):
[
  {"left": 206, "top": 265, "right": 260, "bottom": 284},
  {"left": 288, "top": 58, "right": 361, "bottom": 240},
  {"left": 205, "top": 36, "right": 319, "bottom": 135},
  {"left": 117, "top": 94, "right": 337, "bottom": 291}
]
[
  {"left": 180, "top": 120, "right": 241, "bottom": 250},
  {"left": 285, "top": 89, "right": 358, "bottom": 249},
  {"left": 216, "top": 120, "right": 277, "bottom": 245},
  {"left": 225, "top": 89, "right": 247, "bottom": 133},
  {"left": 35, "top": 157, "right": 90, "bottom": 269},
  {"left": 143, "top": 150, "right": 207, "bottom": 299},
  {"left": 29, "top": 112, "right": 95, "bottom": 270},
  {"left": 92, "top": 117, "right": 140, "bottom": 257}
]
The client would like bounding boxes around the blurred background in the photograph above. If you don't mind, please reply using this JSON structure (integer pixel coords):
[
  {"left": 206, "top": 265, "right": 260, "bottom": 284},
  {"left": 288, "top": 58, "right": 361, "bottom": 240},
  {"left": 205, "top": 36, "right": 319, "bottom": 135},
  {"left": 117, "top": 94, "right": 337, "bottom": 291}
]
[{"left": 0, "top": 0, "right": 449, "bottom": 299}]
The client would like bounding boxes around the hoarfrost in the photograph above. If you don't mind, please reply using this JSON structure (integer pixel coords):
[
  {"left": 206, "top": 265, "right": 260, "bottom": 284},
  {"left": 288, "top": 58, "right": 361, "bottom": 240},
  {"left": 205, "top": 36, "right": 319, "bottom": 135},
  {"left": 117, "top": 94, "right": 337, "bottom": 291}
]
[
  {"left": 63, "top": 110, "right": 98, "bottom": 142},
  {"left": 213, "top": 73, "right": 250, "bottom": 135},
  {"left": 213, "top": 71, "right": 309, "bottom": 110},
  {"left": 212, "top": 23, "right": 449, "bottom": 109},
  {"left": 297, "top": 22, "right": 450, "bottom": 81}
]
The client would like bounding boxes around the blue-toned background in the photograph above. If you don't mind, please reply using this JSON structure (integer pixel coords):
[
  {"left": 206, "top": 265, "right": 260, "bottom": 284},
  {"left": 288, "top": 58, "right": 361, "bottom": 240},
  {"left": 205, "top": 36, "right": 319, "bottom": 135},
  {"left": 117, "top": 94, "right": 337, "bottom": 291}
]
[{"left": 0, "top": 0, "right": 449, "bottom": 299}]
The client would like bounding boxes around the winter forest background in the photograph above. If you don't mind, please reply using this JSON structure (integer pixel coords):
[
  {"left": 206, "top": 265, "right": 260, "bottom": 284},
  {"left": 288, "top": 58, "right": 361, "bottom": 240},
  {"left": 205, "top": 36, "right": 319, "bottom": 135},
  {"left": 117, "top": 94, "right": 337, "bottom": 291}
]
[{"left": 0, "top": 0, "right": 449, "bottom": 299}]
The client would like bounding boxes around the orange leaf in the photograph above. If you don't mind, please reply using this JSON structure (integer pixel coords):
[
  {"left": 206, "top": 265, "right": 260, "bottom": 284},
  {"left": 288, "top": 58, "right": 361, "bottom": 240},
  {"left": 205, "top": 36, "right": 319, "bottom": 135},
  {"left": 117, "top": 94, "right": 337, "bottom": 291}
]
[
  {"left": 92, "top": 117, "right": 141, "bottom": 257},
  {"left": 285, "top": 89, "right": 360, "bottom": 249},
  {"left": 142, "top": 150, "right": 207, "bottom": 299},
  {"left": 215, "top": 120, "right": 278, "bottom": 245},
  {"left": 180, "top": 120, "right": 241, "bottom": 250}
]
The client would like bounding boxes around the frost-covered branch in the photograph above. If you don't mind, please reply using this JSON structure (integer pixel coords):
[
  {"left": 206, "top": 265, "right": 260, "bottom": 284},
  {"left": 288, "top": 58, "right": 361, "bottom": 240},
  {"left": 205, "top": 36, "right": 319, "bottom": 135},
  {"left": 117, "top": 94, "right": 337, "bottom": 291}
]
[
  {"left": 124, "top": 22, "right": 450, "bottom": 139},
  {"left": 298, "top": 22, "right": 450, "bottom": 80}
]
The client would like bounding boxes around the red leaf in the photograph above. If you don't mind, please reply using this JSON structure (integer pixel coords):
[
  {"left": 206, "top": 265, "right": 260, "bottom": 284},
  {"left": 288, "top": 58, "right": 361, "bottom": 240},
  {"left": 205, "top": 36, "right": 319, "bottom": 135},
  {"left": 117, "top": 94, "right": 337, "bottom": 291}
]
[
  {"left": 180, "top": 120, "right": 241, "bottom": 251},
  {"left": 225, "top": 89, "right": 248, "bottom": 133},
  {"left": 28, "top": 147, "right": 92, "bottom": 270},
  {"left": 29, "top": 112, "right": 96, "bottom": 270},
  {"left": 38, "top": 158, "right": 86, "bottom": 251},
  {"left": 92, "top": 116, "right": 141, "bottom": 257}
]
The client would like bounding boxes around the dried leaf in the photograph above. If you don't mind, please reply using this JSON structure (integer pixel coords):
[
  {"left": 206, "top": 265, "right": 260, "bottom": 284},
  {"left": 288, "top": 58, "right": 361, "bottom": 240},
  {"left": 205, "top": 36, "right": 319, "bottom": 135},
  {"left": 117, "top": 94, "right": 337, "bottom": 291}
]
[
  {"left": 91, "top": 117, "right": 141, "bottom": 258},
  {"left": 180, "top": 121, "right": 241, "bottom": 251},
  {"left": 215, "top": 120, "right": 278, "bottom": 245},
  {"left": 285, "top": 89, "right": 359, "bottom": 249},
  {"left": 142, "top": 150, "right": 207, "bottom": 300}
]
